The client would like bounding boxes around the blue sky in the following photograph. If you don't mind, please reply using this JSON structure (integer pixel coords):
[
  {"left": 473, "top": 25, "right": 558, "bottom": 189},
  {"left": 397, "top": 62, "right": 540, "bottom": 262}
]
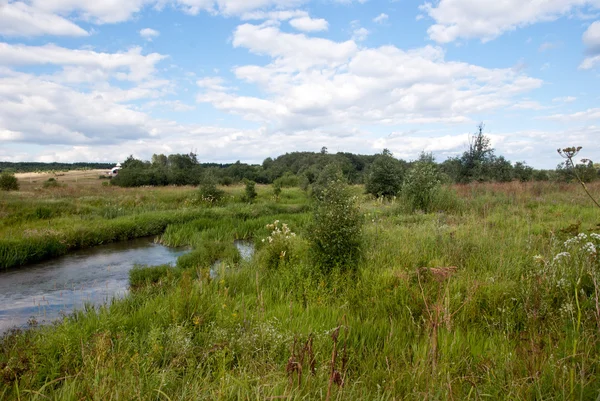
[{"left": 1, "top": 0, "right": 599, "bottom": 168}]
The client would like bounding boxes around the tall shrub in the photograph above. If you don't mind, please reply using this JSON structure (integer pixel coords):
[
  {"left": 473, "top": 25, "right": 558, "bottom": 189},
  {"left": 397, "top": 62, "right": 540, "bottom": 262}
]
[
  {"left": 403, "top": 156, "right": 441, "bottom": 212},
  {"left": 0, "top": 172, "right": 19, "bottom": 191},
  {"left": 309, "top": 168, "right": 363, "bottom": 273}
]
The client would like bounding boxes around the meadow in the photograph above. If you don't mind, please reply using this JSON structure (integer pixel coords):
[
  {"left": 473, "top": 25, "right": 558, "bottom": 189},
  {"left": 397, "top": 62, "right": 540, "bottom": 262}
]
[{"left": 1, "top": 177, "right": 600, "bottom": 400}]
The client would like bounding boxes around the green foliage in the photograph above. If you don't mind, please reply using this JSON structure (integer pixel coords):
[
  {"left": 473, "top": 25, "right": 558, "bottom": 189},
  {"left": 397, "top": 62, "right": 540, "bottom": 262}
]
[
  {"left": 42, "top": 178, "right": 61, "bottom": 188},
  {"left": 242, "top": 179, "right": 258, "bottom": 203},
  {"left": 272, "top": 180, "right": 282, "bottom": 199},
  {"left": 129, "top": 264, "right": 172, "bottom": 289},
  {"left": 513, "top": 161, "right": 534, "bottom": 182},
  {"left": 309, "top": 170, "right": 363, "bottom": 273},
  {"left": 4, "top": 181, "right": 600, "bottom": 399},
  {"left": 365, "top": 149, "right": 404, "bottom": 198},
  {"left": 198, "top": 174, "right": 225, "bottom": 205},
  {"left": 402, "top": 155, "right": 441, "bottom": 212},
  {"left": 0, "top": 172, "right": 19, "bottom": 191},
  {"left": 258, "top": 220, "right": 298, "bottom": 270},
  {"left": 273, "top": 172, "right": 300, "bottom": 188}
]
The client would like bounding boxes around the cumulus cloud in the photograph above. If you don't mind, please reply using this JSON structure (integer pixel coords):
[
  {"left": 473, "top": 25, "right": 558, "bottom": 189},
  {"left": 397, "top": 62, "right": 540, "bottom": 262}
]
[
  {"left": 198, "top": 23, "right": 542, "bottom": 131},
  {"left": 553, "top": 96, "right": 577, "bottom": 102},
  {"left": 542, "top": 107, "right": 600, "bottom": 121},
  {"left": 140, "top": 28, "right": 160, "bottom": 40},
  {"left": 421, "top": 0, "right": 600, "bottom": 43},
  {"left": 0, "top": 1, "right": 89, "bottom": 37},
  {"left": 581, "top": 21, "right": 600, "bottom": 68},
  {"left": 289, "top": 16, "right": 328, "bottom": 32},
  {"left": 373, "top": 13, "right": 388, "bottom": 24},
  {"left": 0, "top": 43, "right": 166, "bottom": 82},
  {"left": 352, "top": 27, "right": 369, "bottom": 41}
]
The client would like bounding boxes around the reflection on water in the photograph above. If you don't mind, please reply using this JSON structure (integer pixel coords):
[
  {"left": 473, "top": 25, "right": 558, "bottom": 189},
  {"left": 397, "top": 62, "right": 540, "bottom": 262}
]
[{"left": 0, "top": 238, "right": 186, "bottom": 334}]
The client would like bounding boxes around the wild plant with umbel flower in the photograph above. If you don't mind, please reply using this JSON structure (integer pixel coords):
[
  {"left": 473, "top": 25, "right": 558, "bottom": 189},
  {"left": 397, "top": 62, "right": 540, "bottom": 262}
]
[
  {"left": 260, "top": 220, "right": 297, "bottom": 269},
  {"left": 531, "top": 232, "right": 600, "bottom": 321}
]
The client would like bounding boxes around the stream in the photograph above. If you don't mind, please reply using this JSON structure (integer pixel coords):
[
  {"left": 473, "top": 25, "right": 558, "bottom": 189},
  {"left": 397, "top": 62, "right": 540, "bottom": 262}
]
[
  {"left": 0, "top": 238, "right": 186, "bottom": 334},
  {"left": 0, "top": 238, "right": 255, "bottom": 335}
]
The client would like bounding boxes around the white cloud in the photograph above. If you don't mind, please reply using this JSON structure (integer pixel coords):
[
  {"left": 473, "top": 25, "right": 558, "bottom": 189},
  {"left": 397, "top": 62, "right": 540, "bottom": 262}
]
[
  {"left": 421, "top": 0, "right": 600, "bottom": 43},
  {"left": 0, "top": 1, "right": 88, "bottom": 37},
  {"left": 289, "top": 16, "right": 328, "bottom": 32},
  {"left": 553, "top": 96, "right": 577, "bottom": 102},
  {"left": 0, "top": 71, "right": 153, "bottom": 146},
  {"left": 241, "top": 9, "right": 307, "bottom": 20},
  {"left": 28, "top": 0, "right": 150, "bottom": 24},
  {"left": 581, "top": 21, "right": 600, "bottom": 68},
  {"left": 583, "top": 20, "right": 600, "bottom": 47},
  {"left": 539, "top": 41, "right": 562, "bottom": 52},
  {"left": 510, "top": 100, "right": 547, "bottom": 110},
  {"left": 0, "top": 43, "right": 166, "bottom": 82},
  {"left": 373, "top": 13, "right": 388, "bottom": 24},
  {"left": 542, "top": 107, "right": 600, "bottom": 121},
  {"left": 198, "top": 24, "right": 542, "bottom": 131},
  {"left": 352, "top": 27, "right": 370, "bottom": 41},
  {"left": 140, "top": 28, "right": 160, "bottom": 40}
]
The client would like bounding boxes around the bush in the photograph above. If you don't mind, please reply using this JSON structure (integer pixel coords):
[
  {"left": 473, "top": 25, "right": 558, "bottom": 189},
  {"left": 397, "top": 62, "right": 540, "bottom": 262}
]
[
  {"left": 402, "top": 160, "right": 441, "bottom": 212},
  {"left": 198, "top": 175, "right": 225, "bottom": 205},
  {"left": 309, "top": 169, "right": 363, "bottom": 273},
  {"left": 259, "top": 220, "right": 297, "bottom": 270},
  {"left": 43, "top": 178, "right": 61, "bottom": 188},
  {"left": 242, "top": 179, "right": 257, "bottom": 203},
  {"left": 365, "top": 150, "right": 404, "bottom": 198},
  {"left": 273, "top": 181, "right": 282, "bottom": 199},
  {"left": 0, "top": 172, "right": 19, "bottom": 191},
  {"left": 273, "top": 172, "right": 300, "bottom": 188}
]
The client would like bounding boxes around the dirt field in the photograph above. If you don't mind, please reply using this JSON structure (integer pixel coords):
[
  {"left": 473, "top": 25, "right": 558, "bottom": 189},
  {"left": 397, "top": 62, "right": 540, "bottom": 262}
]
[{"left": 15, "top": 169, "right": 111, "bottom": 190}]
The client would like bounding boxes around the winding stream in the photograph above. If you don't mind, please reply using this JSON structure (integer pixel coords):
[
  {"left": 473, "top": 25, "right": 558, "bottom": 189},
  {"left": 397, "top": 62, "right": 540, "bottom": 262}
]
[{"left": 0, "top": 238, "right": 187, "bottom": 334}]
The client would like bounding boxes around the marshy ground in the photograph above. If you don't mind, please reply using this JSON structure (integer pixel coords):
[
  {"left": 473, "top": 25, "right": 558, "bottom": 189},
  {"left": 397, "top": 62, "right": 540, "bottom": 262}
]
[{"left": 1, "top": 178, "right": 600, "bottom": 400}]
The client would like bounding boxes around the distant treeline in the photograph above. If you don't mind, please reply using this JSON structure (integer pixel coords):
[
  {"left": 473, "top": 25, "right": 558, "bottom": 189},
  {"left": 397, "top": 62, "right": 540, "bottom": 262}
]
[
  {"left": 111, "top": 133, "right": 599, "bottom": 188},
  {"left": 0, "top": 162, "right": 114, "bottom": 173}
]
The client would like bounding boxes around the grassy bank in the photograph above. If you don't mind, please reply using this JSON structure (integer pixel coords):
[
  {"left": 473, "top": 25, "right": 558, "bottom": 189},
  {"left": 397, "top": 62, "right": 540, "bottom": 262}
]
[
  {"left": 1, "top": 181, "right": 600, "bottom": 399},
  {"left": 0, "top": 183, "right": 308, "bottom": 269}
]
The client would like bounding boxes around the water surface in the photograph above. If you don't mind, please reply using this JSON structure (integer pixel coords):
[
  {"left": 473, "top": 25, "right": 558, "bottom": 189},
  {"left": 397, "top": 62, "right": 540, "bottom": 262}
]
[{"left": 0, "top": 238, "right": 186, "bottom": 334}]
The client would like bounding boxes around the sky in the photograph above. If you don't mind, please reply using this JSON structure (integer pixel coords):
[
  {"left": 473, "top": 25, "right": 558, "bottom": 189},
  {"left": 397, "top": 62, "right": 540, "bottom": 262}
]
[{"left": 0, "top": 0, "right": 599, "bottom": 168}]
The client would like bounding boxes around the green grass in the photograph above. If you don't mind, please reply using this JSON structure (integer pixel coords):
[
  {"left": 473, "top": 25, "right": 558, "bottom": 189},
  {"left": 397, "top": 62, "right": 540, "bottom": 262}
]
[{"left": 1, "top": 182, "right": 600, "bottom": 399}]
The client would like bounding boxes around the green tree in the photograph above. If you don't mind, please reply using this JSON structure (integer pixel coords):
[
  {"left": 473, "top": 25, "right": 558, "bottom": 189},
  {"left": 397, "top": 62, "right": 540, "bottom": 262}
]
[
  {"left": 309, "top": 167, "right": 363, "bottom": 273},
  {"left": 242, "top": 179, "right": 258, "bottom": 203},
  {"left": 365, "top": 149, "right": 404, "bottom": 198},
  {"left": 402, "top": 153, "right": 441, "bottom": 212},
  {"left": 513, "top": 161, "right": 534, "bottom": 182},
  {"left": 458, "top": 123, "right": 495, "bottom": 183},
  {"left": 0, "top": 172, "right": 19, "bottom": 191}
]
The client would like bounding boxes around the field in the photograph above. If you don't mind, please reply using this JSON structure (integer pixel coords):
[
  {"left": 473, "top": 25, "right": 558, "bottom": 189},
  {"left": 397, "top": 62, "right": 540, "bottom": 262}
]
[{"left": 1, "top": 176, "right": 600, "bottom": 400}]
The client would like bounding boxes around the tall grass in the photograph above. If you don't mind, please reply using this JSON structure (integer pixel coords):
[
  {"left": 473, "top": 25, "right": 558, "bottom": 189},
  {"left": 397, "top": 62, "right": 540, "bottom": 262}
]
[{"left": 1, "top": 181, "right": 600, "bottom": 399}]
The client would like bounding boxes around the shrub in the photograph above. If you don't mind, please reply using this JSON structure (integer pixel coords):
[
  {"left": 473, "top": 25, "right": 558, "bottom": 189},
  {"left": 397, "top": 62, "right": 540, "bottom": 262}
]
[
  {"left": 43, "top": 178, "right": 61, "bottom": 188},
  {"left": 242, "top": 179, "right": 257, "bottom": 203},
  {"left": 365, "top": 149, "right": 404, "bottom": 198},
  {"left": 309, "top": 169, "right": 363, "bottom": 273},
  {"left": 0, "top": 172, "right": 19, "bottom": 191},
  {"left": 402, "top": 159, "right": 441, "bottom": 212},
  {"left": 259, "top": 220, "right": 297, "bottom": 270},
  {"left": 273, "top": 181, "right": 282, "bottom": 199},
  {"left": 198, "top": 175, "right": 225, "bottom": 205},
  {"left": 274, "top": 172, "right": 300, "bottom": 188},
  {"left": 220, "top": 176, "right": 234, "bottom": 186}
]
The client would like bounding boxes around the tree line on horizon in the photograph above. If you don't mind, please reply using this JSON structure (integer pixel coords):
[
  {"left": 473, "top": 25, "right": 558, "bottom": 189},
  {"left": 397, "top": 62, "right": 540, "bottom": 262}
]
[
  {"left": 109, "top": 125, "right": 598, "bottom": 189},
  {"left": 2, "top": 126, "right": 598, "bottom": 190}
]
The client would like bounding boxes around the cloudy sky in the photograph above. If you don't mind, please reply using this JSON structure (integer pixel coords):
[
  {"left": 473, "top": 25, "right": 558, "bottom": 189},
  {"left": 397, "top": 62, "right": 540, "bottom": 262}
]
[{"left": 1, "top": 0, "right": 599, "bottom": 168}]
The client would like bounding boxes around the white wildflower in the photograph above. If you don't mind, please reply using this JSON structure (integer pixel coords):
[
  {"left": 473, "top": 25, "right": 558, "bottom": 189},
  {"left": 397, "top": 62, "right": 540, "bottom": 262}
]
[
  {"left": 553, "top": 252, "right": 571, "bottom": 263},
  {"left": 583, "top": 242, "right": 597, "bottom": 255}
]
